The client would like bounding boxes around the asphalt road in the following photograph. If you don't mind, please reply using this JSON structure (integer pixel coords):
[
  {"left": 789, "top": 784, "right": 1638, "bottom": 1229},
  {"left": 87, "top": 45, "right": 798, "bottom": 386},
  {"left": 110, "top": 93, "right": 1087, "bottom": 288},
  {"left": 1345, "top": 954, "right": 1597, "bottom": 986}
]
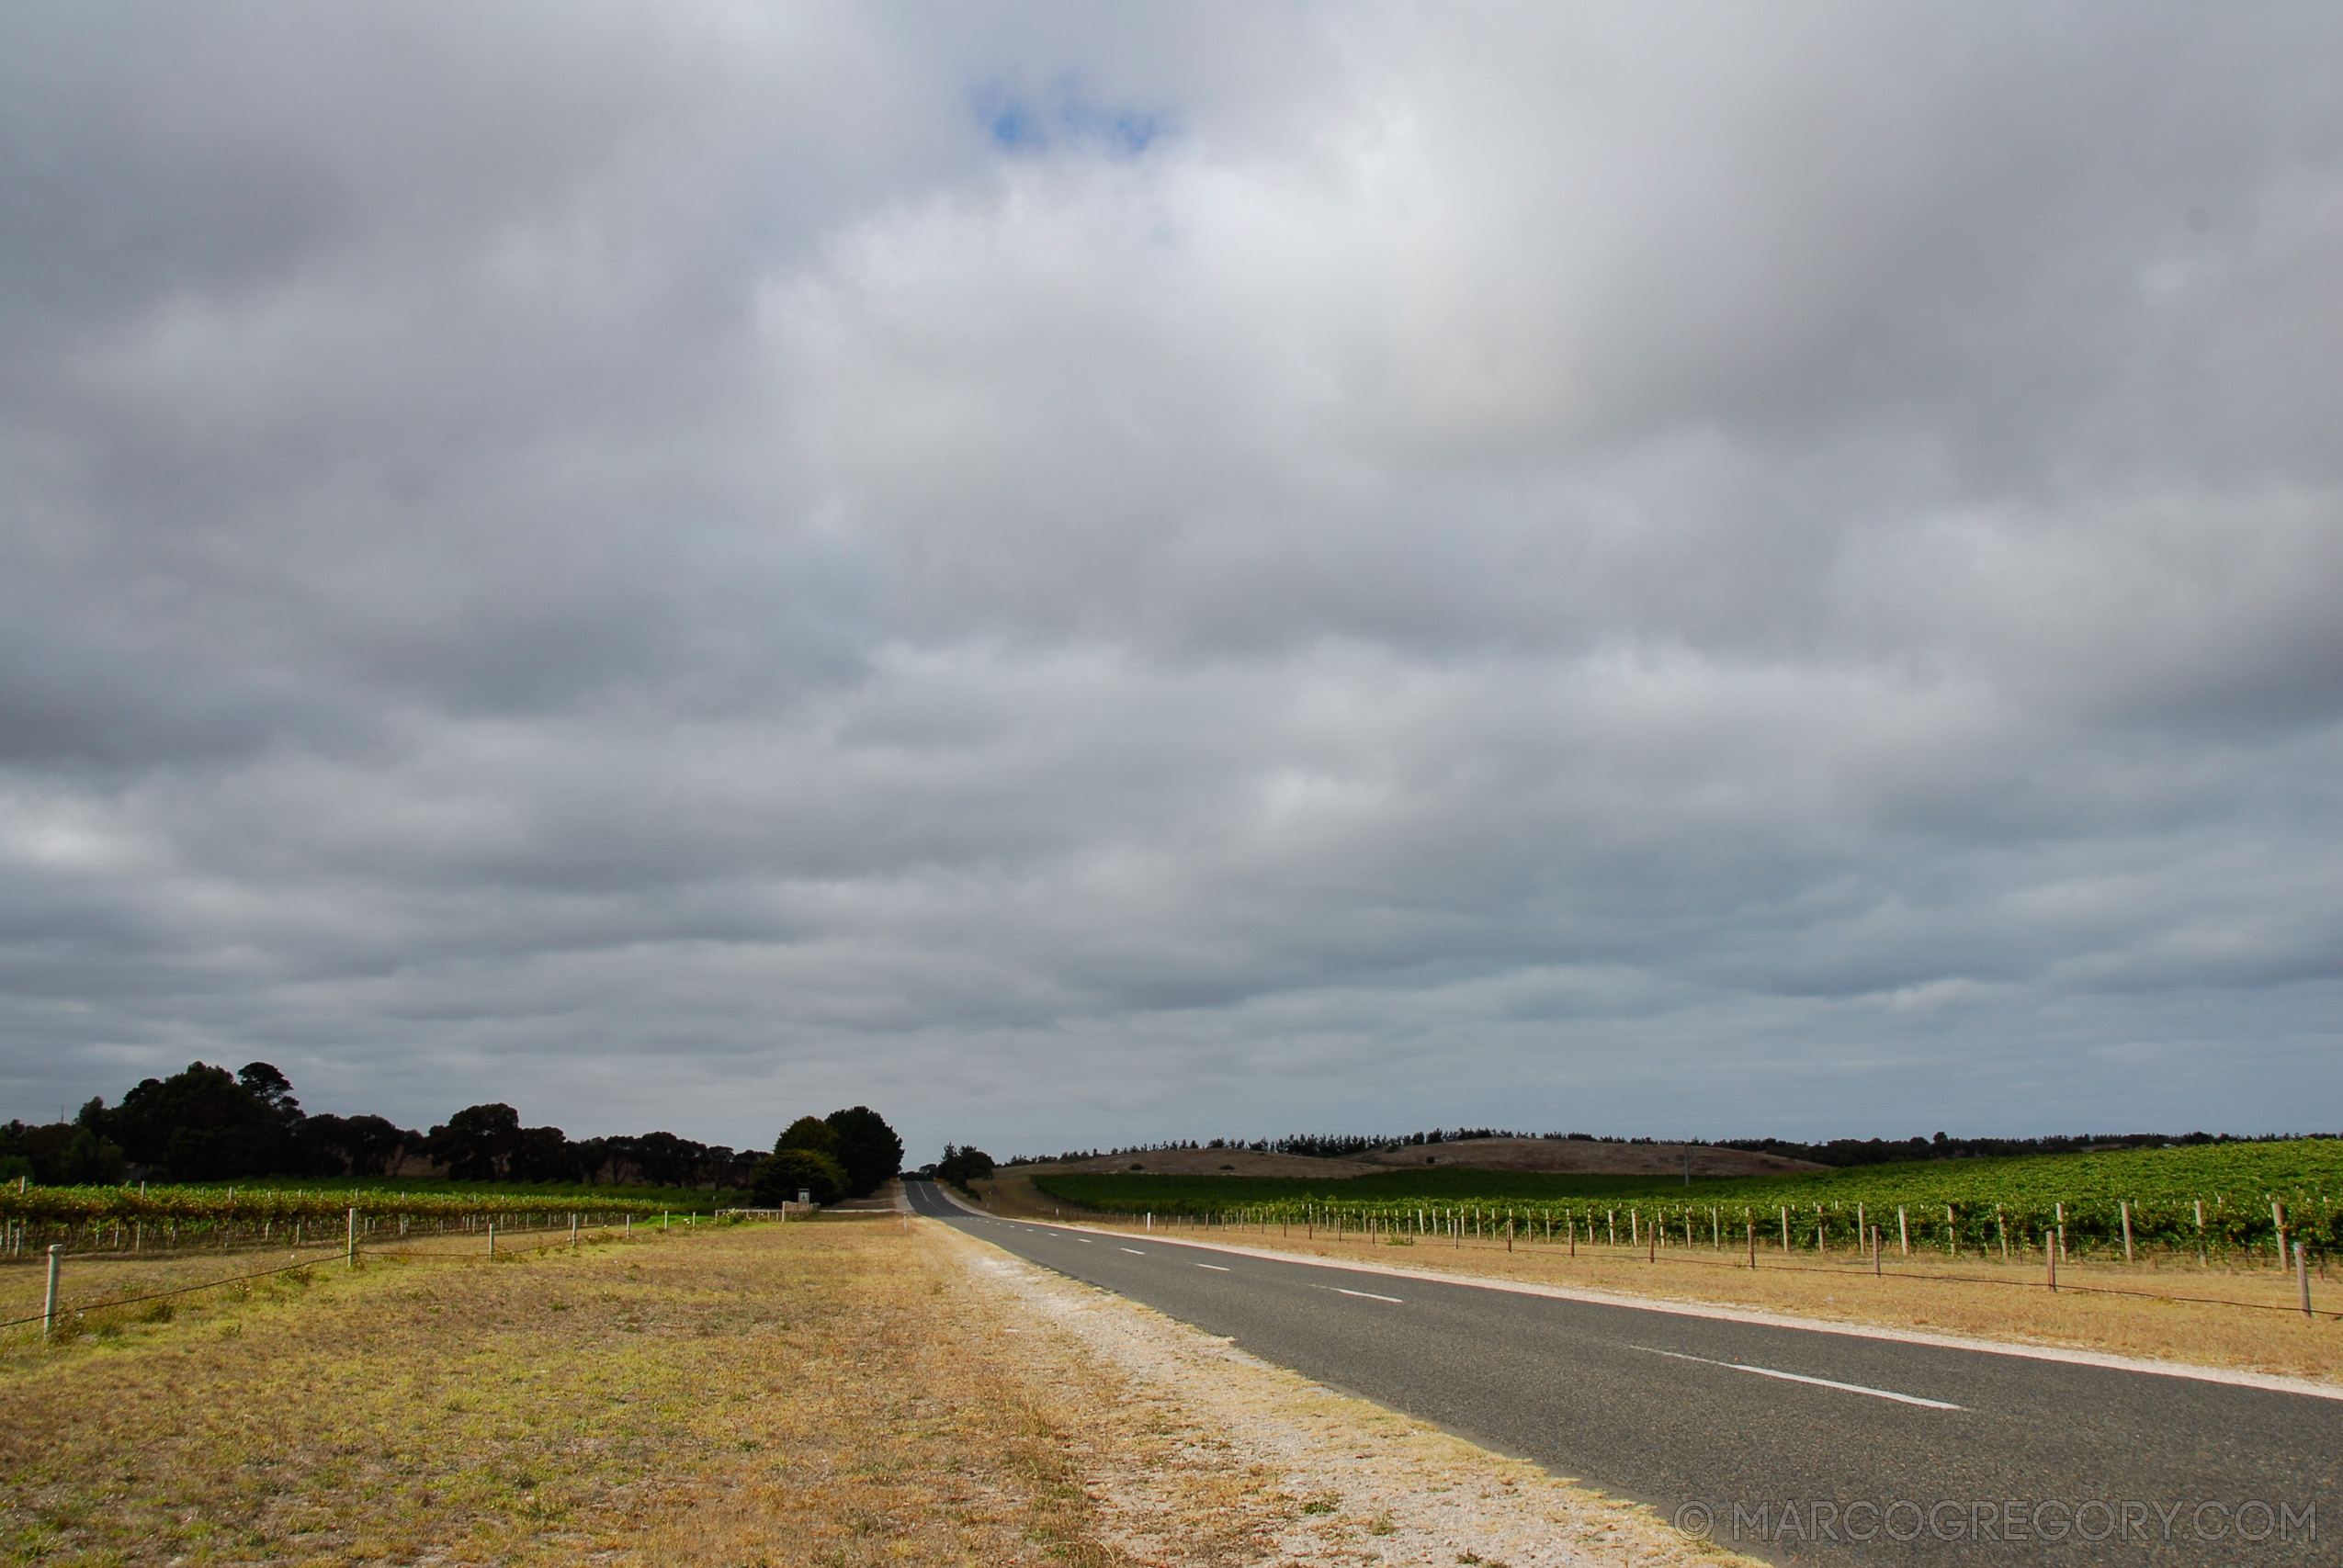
[{"left": 905, "top": 1180, "right": 2338, "bottom": 1565}]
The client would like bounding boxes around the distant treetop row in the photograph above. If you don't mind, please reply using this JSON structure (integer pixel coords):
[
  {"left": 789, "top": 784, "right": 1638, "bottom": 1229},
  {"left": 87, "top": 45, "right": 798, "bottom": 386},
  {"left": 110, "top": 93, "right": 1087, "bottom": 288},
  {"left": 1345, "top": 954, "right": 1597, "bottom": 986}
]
[
  {"left": 0, "top": 1060, "right": 896, "bottom": 1198},
  {"left": 1002, "top": 1128, "right": 2328, "bottom": 1168}
]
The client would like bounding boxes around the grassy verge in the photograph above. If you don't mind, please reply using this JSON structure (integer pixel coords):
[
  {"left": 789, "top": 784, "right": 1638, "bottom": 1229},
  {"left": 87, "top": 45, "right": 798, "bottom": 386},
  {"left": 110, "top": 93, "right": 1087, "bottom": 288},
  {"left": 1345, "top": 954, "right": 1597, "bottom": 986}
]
[
  {"left": 0, "top": 1215, "right": 1128, "bottom": 1566},
  {"left": 982, "top": 1172, "right": 2343, "bottom": 1384}
]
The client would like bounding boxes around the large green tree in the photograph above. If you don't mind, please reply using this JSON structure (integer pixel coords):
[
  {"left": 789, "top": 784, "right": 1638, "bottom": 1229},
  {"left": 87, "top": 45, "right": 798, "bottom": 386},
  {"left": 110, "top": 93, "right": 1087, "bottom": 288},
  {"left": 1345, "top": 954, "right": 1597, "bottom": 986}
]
[
  {"left": 822, "top": 1106, "right": 904, "bottom": 1198},
  {"left": 775, "top": 1115, "right": 841, "bottom": 1157},
  {"left": 92, "top": 1061, "right": 300, "bottom": 1180}
]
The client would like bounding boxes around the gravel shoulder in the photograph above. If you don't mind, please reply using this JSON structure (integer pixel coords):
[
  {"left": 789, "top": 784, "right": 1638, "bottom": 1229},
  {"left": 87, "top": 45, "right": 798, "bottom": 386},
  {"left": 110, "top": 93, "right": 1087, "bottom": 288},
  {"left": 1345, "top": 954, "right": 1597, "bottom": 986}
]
[{"left": 935, "top": 1218, "right": 1759, "bottom": 1568}]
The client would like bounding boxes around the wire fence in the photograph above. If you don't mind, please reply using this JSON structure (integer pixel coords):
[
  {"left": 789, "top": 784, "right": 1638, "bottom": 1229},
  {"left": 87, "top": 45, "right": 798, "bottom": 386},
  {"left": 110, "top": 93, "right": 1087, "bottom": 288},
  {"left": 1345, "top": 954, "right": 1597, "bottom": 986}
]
[
  {"left": 1029, "top": 1199, "right": 2336, "bottom": 1324},
  {"left": 4, "top": 1205, "right": 732, "bottom": 1345}
]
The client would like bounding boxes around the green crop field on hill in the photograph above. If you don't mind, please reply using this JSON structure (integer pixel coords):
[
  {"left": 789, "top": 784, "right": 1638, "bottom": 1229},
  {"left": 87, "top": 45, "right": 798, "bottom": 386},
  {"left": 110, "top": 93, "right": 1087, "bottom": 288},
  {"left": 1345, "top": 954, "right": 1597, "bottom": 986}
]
[{"left": 1031, "top": 1138, "right": 2343, "bottom": 1258}]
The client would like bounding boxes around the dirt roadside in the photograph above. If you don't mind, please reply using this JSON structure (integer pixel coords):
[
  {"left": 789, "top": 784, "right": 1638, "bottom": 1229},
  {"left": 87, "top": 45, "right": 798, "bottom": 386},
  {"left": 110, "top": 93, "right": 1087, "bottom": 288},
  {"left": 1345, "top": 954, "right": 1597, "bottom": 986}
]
[{"left": 932, "top": 1214, "right": 1756, "bottom": 1568}]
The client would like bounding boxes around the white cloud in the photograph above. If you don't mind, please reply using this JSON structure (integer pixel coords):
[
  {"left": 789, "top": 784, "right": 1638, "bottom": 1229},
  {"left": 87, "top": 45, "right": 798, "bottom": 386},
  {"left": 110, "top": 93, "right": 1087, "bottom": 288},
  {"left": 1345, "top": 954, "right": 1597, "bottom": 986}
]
[{"left": 2, "top": 3, "right": 2338, "bottom": 1156}]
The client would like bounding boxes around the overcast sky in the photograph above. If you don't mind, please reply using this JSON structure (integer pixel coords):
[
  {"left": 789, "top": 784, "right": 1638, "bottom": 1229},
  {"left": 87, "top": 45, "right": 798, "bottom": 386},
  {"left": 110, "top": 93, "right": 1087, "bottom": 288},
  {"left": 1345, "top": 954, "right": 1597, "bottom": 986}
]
[{"left": 3, "top": 4, "right": 2338, "bottom": 1162}]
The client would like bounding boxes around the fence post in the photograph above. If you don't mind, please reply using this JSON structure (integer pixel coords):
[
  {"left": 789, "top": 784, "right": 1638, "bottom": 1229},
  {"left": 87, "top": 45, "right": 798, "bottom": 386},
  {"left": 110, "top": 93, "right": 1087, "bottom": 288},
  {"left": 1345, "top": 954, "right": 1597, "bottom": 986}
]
[
  {"left": 2121, "top": 1201, "right": 2134, "bottom": 1266},
  {"left": 487, "top": 1220, "right": 496, "bottom": 1259},
  {"left": 42, "top": 1245, "right": 62, "bottom": 1340},
  {"left": 1747, "top": 1220, "right": 1755, "bottom": 1269},
  {"left": 2300, "top": 1243, "right": 2313, "bottom": 1318},
  {"left": 2046, "top": 1231, "right": 2057, "bottom": 1292},
  {"left": 346, "top": 1207, "right": 357, "bottom": 1269},
  {"left": 1898, "top": 1206, "right": 1908, "bottom": 1258}
]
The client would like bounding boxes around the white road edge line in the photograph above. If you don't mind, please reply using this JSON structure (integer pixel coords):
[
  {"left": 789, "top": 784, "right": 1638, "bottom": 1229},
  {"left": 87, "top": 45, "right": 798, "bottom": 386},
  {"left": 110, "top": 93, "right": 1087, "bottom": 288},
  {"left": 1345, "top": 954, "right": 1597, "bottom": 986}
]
[
  {"left": 1634, "top": 1346, "right": 1962, "bottom": 1410},
  {"left": 1196, "top": 1263, "right": 1230, "bottom": 1271},
  {"left": 1122, "top": 1247, "right": 1146, "bottom": 1255},
  {"left": 1338, "top": 1288, "right": 1404, "bottom": 1303}
]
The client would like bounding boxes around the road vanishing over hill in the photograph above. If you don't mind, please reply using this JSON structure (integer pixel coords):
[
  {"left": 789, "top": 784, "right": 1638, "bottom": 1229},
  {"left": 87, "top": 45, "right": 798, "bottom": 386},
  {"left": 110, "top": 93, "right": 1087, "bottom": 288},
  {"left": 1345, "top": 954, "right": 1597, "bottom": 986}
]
[{"left": 904, "top": 1180, "right": 2337, "bottom": 1566}]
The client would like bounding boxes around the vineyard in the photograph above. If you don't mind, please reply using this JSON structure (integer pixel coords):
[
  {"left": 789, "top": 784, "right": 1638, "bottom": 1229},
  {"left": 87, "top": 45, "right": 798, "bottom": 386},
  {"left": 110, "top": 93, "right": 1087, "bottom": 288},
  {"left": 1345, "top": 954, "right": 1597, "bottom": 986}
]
[
  {"left": 1030, "top": 1138, "right": 2343, "bottom": 1261},
  {"left": 0, "top": 1179, "right": 723, "bottom": 1259}
]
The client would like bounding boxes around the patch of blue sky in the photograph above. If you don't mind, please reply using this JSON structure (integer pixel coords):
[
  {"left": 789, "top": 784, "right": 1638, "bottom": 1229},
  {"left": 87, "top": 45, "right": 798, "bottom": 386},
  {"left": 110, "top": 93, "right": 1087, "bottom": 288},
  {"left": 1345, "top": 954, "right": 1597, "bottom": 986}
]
[{"left": 973, "top": 78, "right": 1172, "bottom": 159}]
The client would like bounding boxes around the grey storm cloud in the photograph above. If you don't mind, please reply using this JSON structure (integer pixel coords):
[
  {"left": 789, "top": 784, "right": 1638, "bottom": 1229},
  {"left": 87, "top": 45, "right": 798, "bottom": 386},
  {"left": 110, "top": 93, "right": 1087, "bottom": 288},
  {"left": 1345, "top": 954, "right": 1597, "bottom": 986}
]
[{"left": 2, "top": 2, "right": 2338, "bottom": 1158}]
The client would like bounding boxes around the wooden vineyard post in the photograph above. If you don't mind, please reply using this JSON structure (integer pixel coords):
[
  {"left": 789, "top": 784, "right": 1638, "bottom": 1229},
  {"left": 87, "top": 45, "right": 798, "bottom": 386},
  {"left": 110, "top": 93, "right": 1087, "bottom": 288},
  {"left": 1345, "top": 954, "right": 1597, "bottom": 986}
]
[
  {"left": 2055, "top": 1202, "right": 2066, "bottom": 1263},
  {"left": 2299, "top": 1243, "right": 2313, "bottom": 1317},
  {"left": 1857, "top": 1202, "right": 1865, "bottom": 1251},
  {"left": 1506, "top": 1217, "right": 1513, "bottom": 1253},
  {"left": 2046, "top": 1230, "right": 2057, "bottom": 1292},
  {"left": 1608, "top": 1210, "right": 1616, "bottom": 1247},
  {"left": 1998, "top": 1205, "right": 2009, "bottom": 1263},
  {"left": 1898, "top": 1206, "right": 1909, "bottom": 1258},
  {"left": 346, "top": 1207, "right": 357, "bottom": 1269},
  {"left": 487, "top": 1220, "right": 497, "bottom": 1258},
  {"left": 1747, "top": 1219, "right": 1756, "bottom": 1269},
  {"left": 1780, "top": 1206, "right": 1790, "bottom": 1253},
  {"left": 42, "top": 1245, "right": 61, "bottom": 1340},
  {"left": 1947, "top": 1204, "right": 1957, "bottom": 1258},
  {"left": 2121, "top": 1201, "right": 2134, "bottom": 1265},
  {"left": 2194, "top": 1200, "right": 2205, "bottom": 1265},
  {"left": 2273, "top": 1201, "right": 2289, "bottom": 1271}
]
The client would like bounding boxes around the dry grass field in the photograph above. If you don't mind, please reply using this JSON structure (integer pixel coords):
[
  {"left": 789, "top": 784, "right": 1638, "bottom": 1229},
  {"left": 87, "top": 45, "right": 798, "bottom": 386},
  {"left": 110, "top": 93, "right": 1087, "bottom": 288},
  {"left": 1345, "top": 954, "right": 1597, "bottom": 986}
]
[
  {"left": 3, "top": 1216, "right": 1131, "bottom": 1566},
  {"left": 978, "top": 1174, "right": 2343, "bottom": 1387},
  {"left": 0, "top": 1211, "right": 1748, "bottom": 1568}
]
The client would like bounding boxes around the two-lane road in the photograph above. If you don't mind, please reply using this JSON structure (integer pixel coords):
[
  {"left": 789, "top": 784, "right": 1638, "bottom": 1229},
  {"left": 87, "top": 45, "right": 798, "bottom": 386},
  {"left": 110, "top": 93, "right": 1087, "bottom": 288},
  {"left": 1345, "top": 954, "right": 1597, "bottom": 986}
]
[{"left": 906, "top": 1181, "right": 2337, "bottom": 1565}]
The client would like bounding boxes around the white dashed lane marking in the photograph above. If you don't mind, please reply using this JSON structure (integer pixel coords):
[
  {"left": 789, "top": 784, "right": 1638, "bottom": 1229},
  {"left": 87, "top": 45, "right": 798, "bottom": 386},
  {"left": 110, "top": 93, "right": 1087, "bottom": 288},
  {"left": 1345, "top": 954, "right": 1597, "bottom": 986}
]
[{"left": 1632, "top": 1347, "right": 1963, "bottom": 1410}]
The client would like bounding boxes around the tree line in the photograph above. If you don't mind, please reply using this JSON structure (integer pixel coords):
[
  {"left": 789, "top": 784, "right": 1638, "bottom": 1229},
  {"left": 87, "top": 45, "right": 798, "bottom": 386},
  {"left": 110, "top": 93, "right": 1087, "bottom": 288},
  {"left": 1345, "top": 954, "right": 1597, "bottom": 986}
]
[
  {"left": 0, "top": 1059, "right": 821, "bottom": 1191},
  {"left": 747, "top": 1110, "right": 905, "bottom": 1206}
]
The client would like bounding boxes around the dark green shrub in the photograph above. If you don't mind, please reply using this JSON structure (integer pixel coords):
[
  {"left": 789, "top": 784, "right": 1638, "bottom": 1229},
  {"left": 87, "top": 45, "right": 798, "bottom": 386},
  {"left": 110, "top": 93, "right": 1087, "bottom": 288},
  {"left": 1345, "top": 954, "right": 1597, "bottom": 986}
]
[{"left": 752, "top": 1148, "right": 845, "bottom": 1207}]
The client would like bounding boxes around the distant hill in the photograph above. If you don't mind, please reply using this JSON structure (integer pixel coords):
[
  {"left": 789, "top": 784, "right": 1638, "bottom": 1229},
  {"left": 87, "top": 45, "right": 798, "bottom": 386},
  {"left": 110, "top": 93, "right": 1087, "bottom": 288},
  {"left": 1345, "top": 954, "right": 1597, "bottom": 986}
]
[{"left": 1022, "top": 1136, "right": 1820, "bottom": 1180}]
